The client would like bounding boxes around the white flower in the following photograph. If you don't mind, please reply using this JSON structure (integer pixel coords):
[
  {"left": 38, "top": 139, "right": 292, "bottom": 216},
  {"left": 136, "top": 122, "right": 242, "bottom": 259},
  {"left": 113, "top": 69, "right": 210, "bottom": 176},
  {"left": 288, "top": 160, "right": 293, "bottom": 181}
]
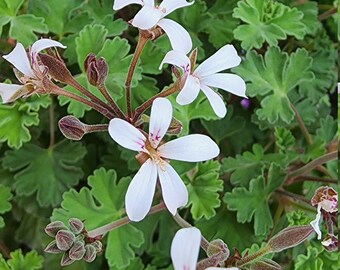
[
  {"left": 310, "top": 204, "right": 322, "bottom": 240},
  {"left": 108, "top": 98, "right": 219, "bottom": 222},
  {"left": 0, "top": 39, "right": 66, "bottom": 103},
  {"left": 171, "top": 227, "right": 239, "bottom": 270},
  {"left": 160, "top": 45, "right": 247, "bottom": 118},
  {"left": 113, "top": 0, "right": 194, "bottom": 53}
]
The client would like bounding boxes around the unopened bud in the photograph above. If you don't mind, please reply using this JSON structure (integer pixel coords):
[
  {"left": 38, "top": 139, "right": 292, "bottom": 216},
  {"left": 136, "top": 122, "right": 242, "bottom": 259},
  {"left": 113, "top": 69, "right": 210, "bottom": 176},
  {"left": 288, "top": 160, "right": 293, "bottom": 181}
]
[
  {"left": 167, "top": 117, "right": 183, "bottom": 135},
  {"left": 56, "top": 230, "right": 76, "bottom": 251},
  {"left": 61, "top": 251, "right": 74, "bottom": 266},
  {"left": 92, "top": 240, "right": 103, "bottom": 253},
  {"left": 84, "top": 53, "right": 108, "bottom": 87},
  {"left": 68, "top": 218, "right": 84, "bottom": 234},
  {"left": 189, "top": 48, "right": 198, "bottom": 73},
  {"left": 83, "top": 244, "right": 97, "bottom": 262},
  {"left": 207, "top": 239, "right": 230, "bottom": 261},
  {"left": 250, "top": 258, "right": 282, "bottom": 270},
  {"left": 44, "top": 240, "right": 63, "bottom": 254},
  {"left": 39, "top": 53, "right": 73, "bottom": 84},
  {"left": 267, "top": 225, "right": 314, "bottom": 252},
  {"left": 58, "top": 115, "right": 87, "bottom": 140},
  {"left": 69, "top": 241, "right": 86, "bottom": 261},
  {"left": 45, "top": 221, "right": 67, "bottom": 237}
]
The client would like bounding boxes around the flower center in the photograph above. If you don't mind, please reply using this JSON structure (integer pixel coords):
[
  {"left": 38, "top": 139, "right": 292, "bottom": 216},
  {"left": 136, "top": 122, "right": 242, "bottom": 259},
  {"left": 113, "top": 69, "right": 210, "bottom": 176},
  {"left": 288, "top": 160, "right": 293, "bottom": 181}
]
[{"left": 145, "top": 140, "right": 166, "bottom": 171}]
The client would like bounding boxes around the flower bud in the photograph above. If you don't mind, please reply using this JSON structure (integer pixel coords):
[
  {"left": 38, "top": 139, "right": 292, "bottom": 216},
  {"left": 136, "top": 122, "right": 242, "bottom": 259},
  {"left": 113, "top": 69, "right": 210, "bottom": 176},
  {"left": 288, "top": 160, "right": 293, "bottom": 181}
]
[
  {"left": 267, "top": 225, "right": 314, "bottom": 252},
  {"left": 45, "top": 221, "right": 67, "bottom": 237},
  {"left": 69, "top": 241, "right": 86, "bottom": 261},
  {"left": 207, "top": 239, "right": 230, "bottom": 262},
  {"left": 58, "top": 115, "right": 87, "bottom": 141},
  {"left": 84, "top": 53, "right": 108, "bottom": 87},
  {"left": 44, "top": 240, "right": 63, "bottom": 254},
  {"left": 321, "top": 234, "right": 338, "bottom": 252},
  {"left": 39, "top": 53, "right": 73, "bottom": 84},
  {"left": 68, "top": 218, "right": 84, "bottom": 234},
  {"left": 92, "top": 240, "right": 103, "bottom": 253},
  {"left": 60, "top": 251, "right": 74, "bottom": 266},
  {"left": 250, "top": 259, "right": 282, "bottom": 270},
  {"left": 83, "top": 244, "right": 97, "bottom": 262},
  {"left": 189, "top": 48, "right": 198, "bottom": 73},
  {"left": 167, "top": 117, "right": 183, "bottom": 135},
  {"left": 56, "top": 230, "right": 76, "bottom": 251}
]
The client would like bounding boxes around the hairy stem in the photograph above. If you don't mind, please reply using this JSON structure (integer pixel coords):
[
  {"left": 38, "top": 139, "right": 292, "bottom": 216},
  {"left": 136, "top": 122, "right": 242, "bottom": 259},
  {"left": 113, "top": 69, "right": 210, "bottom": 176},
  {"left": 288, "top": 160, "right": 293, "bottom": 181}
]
[
  {"left": 98, "top": 85, "right": 125, "bottom": 119},
  {"left": 49, "top": 97, "right": 55, "bottom": 148},
  {"left": 125, "top": 32, "right": 149, "bottom": 119},
  {"left": 172, "top": 213, "right": 210, "bottom": 252},
  {"left": 287, "top": 151, "right": 337, "bottom": 179},
  {"left": 85, "top": 124, "right": 109, "bottom": 133},
  {"left": 285, "top": 175, "right": 338, "bottom": 185},
  {"left": 290, "top": 103, "right": 313, "bottom": 145},
  {"left": 235, "top": 246, "right": 271, "bottom": 267},
  {"left": 318, "top": 7, "right": 337, "bottom": 21},
  {"left": 86, "top": 202, "right": 166, "bottom": 238}
]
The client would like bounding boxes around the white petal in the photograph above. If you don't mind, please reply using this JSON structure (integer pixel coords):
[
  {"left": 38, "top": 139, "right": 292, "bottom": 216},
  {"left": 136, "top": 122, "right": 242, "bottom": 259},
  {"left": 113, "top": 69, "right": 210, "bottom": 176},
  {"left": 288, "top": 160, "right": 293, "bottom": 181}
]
[
  {"left": 160, "top": 0, "right": 194, "bottom": 16},
  {"left": 310, "top": 204, "right": 322, "bottom": 240},
  {"left": 159, "top": 50, "right": 191, "bottom": 72},
  {"left": 3, "top": 43, "right": 34, "bottom": 78},
  {"left": 113, "top": 0, "right": 143, "bottom": 10},
  {"left": 158, "top": 163, "right": 188, "bottom": 215},
  {"left": 125, "top": 159, "right": 158, "bottom": 222},
  {"left": 0, "top": 83, "right": 24, "bottom": 103},
  {"left": 202, "top": 73, "right": 247, "bottom": 98},
  {"left": 159, "top": 134, "right": 219, "bottom": 162},
  {"left": 132, "top": 5, "right": 163, "bottom": 30},
  {"left": 144, "top": 0, "right": 155, "bottom": 5},
  {"left": 171, "top": 227, "right": 201, "bottom": 270},
  {"left": 195, "top": 45, "right": 241, "bottom": 77},
  {"left": 158, "top": 19, "right": 192, "bottom": 54},
  {"left": 108, "top": 118, "right": 147, "bottom": 152},
  {"left": 176, "top": 74, "right": 200, "bottom": 105},
  {"left": 149, "top": 98, "right": 172, "bottom": 148},
  {"left": 200, "top": 84, "right": 227, "bottom": 118},
  {"left": 30, "top": 39, "right": 66, "bottom": 62}
]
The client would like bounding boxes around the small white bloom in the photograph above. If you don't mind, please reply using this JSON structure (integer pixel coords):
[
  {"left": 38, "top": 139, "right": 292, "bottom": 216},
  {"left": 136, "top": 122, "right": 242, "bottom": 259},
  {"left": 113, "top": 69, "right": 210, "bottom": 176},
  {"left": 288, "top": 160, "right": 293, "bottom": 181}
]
[
  {"left": 0, "top": 39, "right": 66, "bottom": 103},
  {"left": 171, "top": 227, "right": 239, "bottom": 270},
  {"left": 113, "top": 0, "right": 194, "bottom": 53},
  {"left": 108, "top": 98, "right": 219, "bottom": 221},
  {"left": 160, "top": 46, "right": 247, "bottom": 118}
]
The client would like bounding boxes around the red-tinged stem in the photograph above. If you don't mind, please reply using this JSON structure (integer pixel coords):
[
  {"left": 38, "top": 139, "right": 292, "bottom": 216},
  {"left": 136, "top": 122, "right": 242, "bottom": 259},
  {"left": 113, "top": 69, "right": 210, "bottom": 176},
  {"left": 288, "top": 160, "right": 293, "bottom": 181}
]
[
  {"left": 318, "top": 7, "right": 337, "bottom": 21},
  {"left": 98, "top": 85, "right": 125, "bottom": 119},
  {"left": 285, "top": 175, "right": 338, "bottom": 185},
  {"left": 49, "top": 97, "right": 55, "bottom": 148},
  {"left": 125, "top": 32, "right": 149, "bottom": 120},
  {"left": 86, "top": 202, "right": 166, "bottom": 238},
  {"left": 290, "top": 103, "right": 313, "bottom": 145}
]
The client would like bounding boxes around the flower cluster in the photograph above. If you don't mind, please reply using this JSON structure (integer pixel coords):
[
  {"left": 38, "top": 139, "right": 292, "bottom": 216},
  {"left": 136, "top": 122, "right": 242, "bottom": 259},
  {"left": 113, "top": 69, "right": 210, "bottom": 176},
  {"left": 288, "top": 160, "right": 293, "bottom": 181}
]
[{"left": 44, "top": 219, "right": 103, "bottom": 266}]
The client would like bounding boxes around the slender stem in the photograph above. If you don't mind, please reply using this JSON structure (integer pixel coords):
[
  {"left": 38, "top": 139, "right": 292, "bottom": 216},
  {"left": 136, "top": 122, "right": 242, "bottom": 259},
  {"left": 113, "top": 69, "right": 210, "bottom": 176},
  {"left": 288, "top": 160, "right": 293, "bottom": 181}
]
[
  {"left": 85, "top": 124, "right": 109, "bottom": 133},
  {"left": 172, "top": 213, "right": 210, "bottom": 252},
  {"left": 318, "top": 7, "right": 337, "bottom": 21},
  {"left": 286, "top": 175, "right": 338, "bottom": 185},
  {"left": 49, "top": 84, "right": 114, "bottom": 119},
  {"left": 290, "top": 103, "right": 313, "bottom": 145},
  {"left": 235, "top": 246, "right": 271, "bottom": 267},
  {"left": 125, "top": 32, "right": 149, "bottom": 119},
  {"left": 86, "top": 202, "right": 166, "bottom": 238},
  {"left": 287, "top": 151, "right": 337, "bottom": 179},
  {"left": 132, "top": 82, "right": 179, "bottom": 123},
  {"left": 49, "top": 97, "right": 55, "bottom": 148},
  {"left": 0, "top": 240, "right": 10, "bottom": 258},
  {"left": 275, "top": 189, "right": 311, "bottom": 204},
  {"left": 98, "top": 85, "right": 125, "bottom": 119}
]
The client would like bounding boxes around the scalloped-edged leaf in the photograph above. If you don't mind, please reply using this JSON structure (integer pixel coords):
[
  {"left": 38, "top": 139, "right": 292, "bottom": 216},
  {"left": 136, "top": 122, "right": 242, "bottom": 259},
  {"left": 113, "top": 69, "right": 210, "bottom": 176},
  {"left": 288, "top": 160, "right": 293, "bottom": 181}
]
[
  {"left": 52, "top": 168, "right": 144, "bottom": 268},
  {"left": 0, "top": 96, "right": 50, "bottom": 149},
  {"left": 3, "top": 141, "right": 86, "bottom": 207},
  {"left": 0, "top": 185, "right": 12, "bottom": 228},
  {"left": 233, "top": 0, "right": 307, "bottom": 49},
  {"left": 224, "top": 163, "right": 286, "bottom": 235},
  {"left": 0, "top": 249, "right": 43, "bottom": 270},
  {"left": 182, "top": 161, "right": 223, "bottom": 220},
  {"left": 234, "top": 47, "right": 314, "bottom": 125}
]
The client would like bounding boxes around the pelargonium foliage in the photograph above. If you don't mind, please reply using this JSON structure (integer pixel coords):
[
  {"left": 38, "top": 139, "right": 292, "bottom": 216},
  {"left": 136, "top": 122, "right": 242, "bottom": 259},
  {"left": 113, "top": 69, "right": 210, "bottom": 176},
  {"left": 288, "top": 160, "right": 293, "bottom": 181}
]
[{"left": 0, "top": 0, "right": 338, "bottom": 269}]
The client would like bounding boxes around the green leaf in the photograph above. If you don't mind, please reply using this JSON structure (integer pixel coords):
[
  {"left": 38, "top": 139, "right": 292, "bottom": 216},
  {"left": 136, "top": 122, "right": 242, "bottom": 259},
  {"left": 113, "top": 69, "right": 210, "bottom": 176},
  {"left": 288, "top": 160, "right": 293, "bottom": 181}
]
[
  {"left": 3, "top": 141, "right": 86, "bottom": 207},
  {"left": 0, "top": 96, "right": 50, "bottom": 149},
  {"left": 316, "top": 115, "right": 337, "bottom": 144},
  {"left": 52, "top": 168, "right": 144, "bottom": 268},
  {"left": 295, "top": 2, "right": 320, "bottom": 35},
  {"left": 182, "top": 161, "right": 223, "bottom": 220},
  {"left": 233, "top": 0, "right": 306, "bottom": 49},
  {"left": 0, "top": 249, "right": 43, "bottom": 270},
  {"left": 234, "top": 47, "right": 314, "bottom": 125},
  {"left": 0, "top": 185, "right": 12, "bottom": 228},
  {"left": 286, "top": 210, "right": 312, "bottom": 226},
  {"left": 0, "top": 0, "right": 24, "bottom": 16},
  {"left": 274, "top": 127, "right": 296, "bottom": 153},
  {"left": 294, "top": 246, "right": 323, "bottom": 270},
  {"left": 224, "top": 163, "right": 285, "bottom": 235}
]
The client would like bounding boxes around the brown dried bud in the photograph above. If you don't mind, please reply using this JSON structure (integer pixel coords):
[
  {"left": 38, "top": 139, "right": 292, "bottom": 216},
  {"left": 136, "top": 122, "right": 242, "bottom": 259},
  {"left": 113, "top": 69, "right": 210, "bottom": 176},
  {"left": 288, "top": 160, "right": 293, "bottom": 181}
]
[
  {"left": 83, "top": 244, "right": 97, "bottom": 262},
  {"left": 39, "top": 53, "right": 73, "bottom": 84},
  {"left": 58, "top": 115, "right": 87, "bottom": 141},
  {"left": 250, "top": 258, "right": 282, "bottom": 270},
  {"left": 207, "top": 239, "right": 230, "bottom": 262},
  {"left": 84, "top": 53, "right": 108, "bottom": 87},
  {"left": 60, "top": 251, "right": 74, "bottom": 266},
  {"left": 321, "top": 234, "right": 338, "bottom": 252},
  {"left": 44, "top": 240, "right": 63, "bottom": 254},
  {"left": 68, "top": 218, "right": 84, "bottom": 234},
  {"left": 69, "top": 241, "right": 86, "bottom": 261},
  {"left": 267, "top": 225, "right": 314, "bottom": 252},
  {"left": 311, "top": 186, "right": 338, "bottom": 213},
  {"left": 45, "top": 221, "right": 67, "bottom": 237},
  {"left": 56, "top": 230, "right": 76, "bottom": 251}
]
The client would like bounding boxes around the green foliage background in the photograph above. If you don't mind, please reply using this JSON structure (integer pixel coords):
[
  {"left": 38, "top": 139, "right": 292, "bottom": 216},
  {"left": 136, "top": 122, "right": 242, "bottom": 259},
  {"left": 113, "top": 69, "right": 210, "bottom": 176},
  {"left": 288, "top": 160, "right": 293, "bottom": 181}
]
[{"left": 0, "top": 0, "right": 338, "bottom": 269}]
